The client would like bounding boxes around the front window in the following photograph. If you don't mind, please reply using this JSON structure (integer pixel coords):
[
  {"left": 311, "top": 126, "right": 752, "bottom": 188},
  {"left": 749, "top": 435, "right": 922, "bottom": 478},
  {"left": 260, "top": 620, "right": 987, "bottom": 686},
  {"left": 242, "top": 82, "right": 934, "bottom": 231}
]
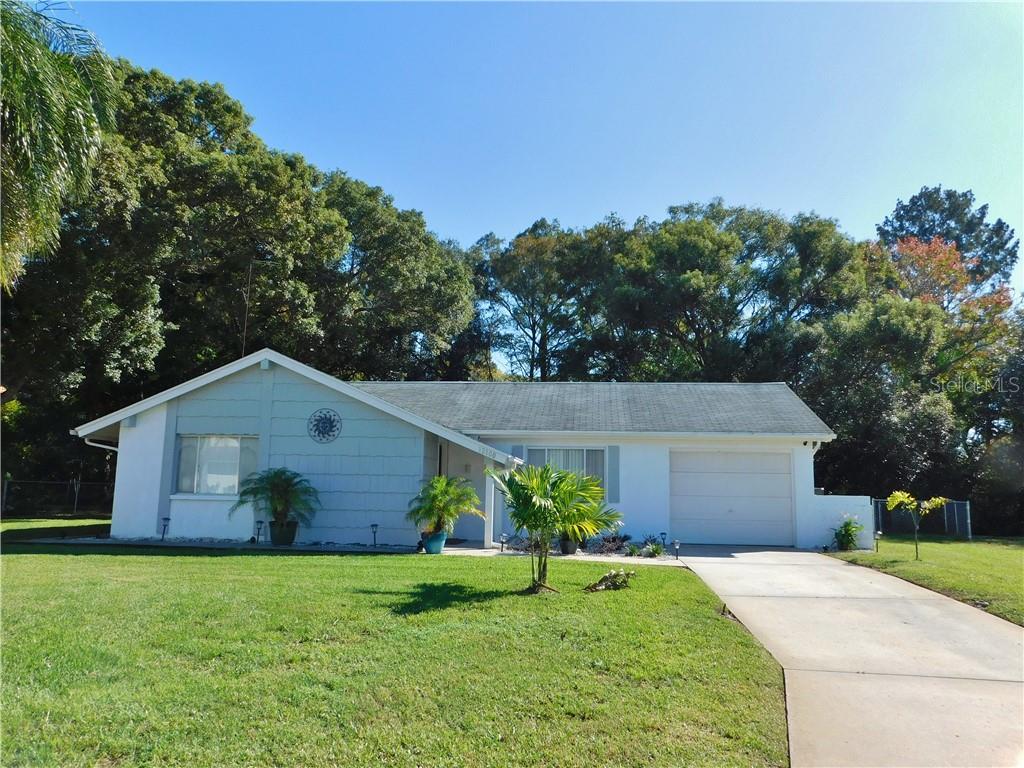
[
  {"left": 526, "top": 447, "right": 605, "bottom": 483},
  {"left": 176, "top": 435, "right": 258, "bottom": 495}
]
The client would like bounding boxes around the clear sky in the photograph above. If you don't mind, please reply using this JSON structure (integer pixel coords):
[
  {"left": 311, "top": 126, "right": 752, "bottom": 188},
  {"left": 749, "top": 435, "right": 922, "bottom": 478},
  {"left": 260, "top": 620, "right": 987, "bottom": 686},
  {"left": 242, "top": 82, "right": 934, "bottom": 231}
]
[{"left": 74, "top": 1, "right": 1023, "bottom": 294}]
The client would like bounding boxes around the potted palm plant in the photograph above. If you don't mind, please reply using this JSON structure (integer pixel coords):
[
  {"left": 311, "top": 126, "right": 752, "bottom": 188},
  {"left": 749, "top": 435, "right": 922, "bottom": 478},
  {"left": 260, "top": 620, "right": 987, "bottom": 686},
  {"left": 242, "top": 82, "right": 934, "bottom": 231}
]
[
  {"left": 559, "top": 532, "right": 580, "bottom": 555},
  {"left": 406, "top": 476, "right": 483, "bottom": 554},
  {"left": 231, "top": 467, "right": 320, "bottom": 546},
  {"left": 561, "top": 500, "right": 618, "bottom": 555}
]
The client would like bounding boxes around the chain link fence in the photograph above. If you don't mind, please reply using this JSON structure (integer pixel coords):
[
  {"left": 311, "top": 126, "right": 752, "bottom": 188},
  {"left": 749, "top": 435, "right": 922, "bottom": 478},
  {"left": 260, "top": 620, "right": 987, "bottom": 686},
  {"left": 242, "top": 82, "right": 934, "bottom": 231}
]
[
  {"left": 1, "top": 479, "right": 114, "bottom": 518},
  {"left": 872, "top": 498, "right": 972, "bottom": 539}
]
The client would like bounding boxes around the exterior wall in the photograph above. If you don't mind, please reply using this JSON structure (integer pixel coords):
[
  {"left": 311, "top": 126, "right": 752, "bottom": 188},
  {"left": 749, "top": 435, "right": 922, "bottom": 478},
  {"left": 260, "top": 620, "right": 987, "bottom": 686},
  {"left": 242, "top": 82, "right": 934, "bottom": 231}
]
[
  {"left": 168, "top": 497, "right": 253, "bottom": 539},
  {"left": 791, "top": 443, "right": 818, "bottom": 548},
  {"left": 267, "top": 367, "right": 426, "bottom": 546},
  {"left": 110, "top": 404, "right": 171, "bottom": 538},
  {"left": 618, "top": 442, "right": 672, "bottom": 538},
  {"left": 422, "top": 433, "right": 439, "bottom": 484},
  {"left": 111, "top": 363, "right": 430, "bottom": 546},
  {"left": 446, "top": 440, "right": 487, "bottom": 541},
  {"left": 480, "top": 436, "right": 670, "bottom": 540},
  {"left": 105, "top": 364, "right": 854, "bottom": 550},
  {"left": 176, "top": 369, "right": 262, "bottom": 435},
  {"left": 811, "top": 493, "right": 875, "bottom": 549},
  {"left": 168, "top": 367, "right": 263, "bottom": 540},
  {"left": 480, "top": 434, "right": 848, "bottom": 549}
]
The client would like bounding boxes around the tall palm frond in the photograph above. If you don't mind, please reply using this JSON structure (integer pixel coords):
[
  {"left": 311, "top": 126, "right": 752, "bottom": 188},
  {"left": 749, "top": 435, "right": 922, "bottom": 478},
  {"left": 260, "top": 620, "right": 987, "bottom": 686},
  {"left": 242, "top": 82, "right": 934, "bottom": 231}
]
[
  {"left": 491, "top": 464, "right": 560, "bottom": 539},
  {"left": 1, "top": 0, "right": 117, "bottom": 290},
  {"left": 490, "top": 464, "right": 622, "bottom": 591}
]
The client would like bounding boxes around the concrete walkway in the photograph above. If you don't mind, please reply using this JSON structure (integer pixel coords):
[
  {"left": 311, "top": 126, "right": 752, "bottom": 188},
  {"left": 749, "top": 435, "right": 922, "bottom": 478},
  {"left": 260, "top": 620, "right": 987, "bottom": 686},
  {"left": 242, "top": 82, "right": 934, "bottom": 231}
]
[{"left": 678, "top": 546, "right": 1024, "bottom": 768}]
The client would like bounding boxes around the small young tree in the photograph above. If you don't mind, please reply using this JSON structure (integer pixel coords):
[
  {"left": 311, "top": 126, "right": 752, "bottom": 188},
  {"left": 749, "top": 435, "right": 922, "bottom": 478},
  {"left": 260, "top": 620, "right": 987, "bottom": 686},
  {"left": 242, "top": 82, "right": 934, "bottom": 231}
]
[
  {"left": 886, "top": 491, "right": 947, "bottom": 560},
  {"left": 489, "top": 464, "right": 621, "bottom": 592}
]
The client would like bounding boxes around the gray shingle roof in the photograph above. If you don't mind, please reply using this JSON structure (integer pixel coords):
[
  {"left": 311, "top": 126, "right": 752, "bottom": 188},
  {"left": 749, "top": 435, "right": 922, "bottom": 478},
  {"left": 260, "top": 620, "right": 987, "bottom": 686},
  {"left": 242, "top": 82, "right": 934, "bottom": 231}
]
[{"left": 348, "top": 381, "right": 834, "bottom": 437}]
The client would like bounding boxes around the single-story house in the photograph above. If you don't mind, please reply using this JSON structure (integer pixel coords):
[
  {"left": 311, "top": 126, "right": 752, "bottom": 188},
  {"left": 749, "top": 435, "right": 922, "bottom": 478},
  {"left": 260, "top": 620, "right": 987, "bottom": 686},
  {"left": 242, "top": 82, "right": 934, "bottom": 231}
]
[{"left": 72, "top": 349, "right": 872, "bottom": 549}]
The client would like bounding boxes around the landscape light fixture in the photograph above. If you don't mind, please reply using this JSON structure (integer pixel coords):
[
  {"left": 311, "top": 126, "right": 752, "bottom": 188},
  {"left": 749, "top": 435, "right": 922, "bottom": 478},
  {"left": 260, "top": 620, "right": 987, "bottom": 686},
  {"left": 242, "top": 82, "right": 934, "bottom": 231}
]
[
  {"left": 659, "top": 532, "right": 667, "bottom": 547},
  {"left": 255, "top": 520, "right": 264, "bottom": 544},
  {"left": 371, "top": 523, "right": 379, "bottom": 547},
  {"left": 875, "top": 530, "right": 882, "bottom": 552},
  {"left": 499, "top": 533, "right": 509, "bottom": 552},
  {"left": 161, "top": 517, "right": 171, "bottom": 541},
  {"left": 672, "top": 540, "right": 680, "bottom": 559}
]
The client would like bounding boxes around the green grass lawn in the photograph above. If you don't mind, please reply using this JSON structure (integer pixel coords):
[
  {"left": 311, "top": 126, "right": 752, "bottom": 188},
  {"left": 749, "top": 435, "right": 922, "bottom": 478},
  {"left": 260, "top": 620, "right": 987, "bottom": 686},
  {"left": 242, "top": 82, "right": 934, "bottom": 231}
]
[
  {"left": 0, "top": 516, "right": 110, "bottom": 532},
  {"left": 0, "top": 546, "right": 787, "bottom": 767},
  {"left": 832, "top": 535, "right": 1024, "bottom": 625}
]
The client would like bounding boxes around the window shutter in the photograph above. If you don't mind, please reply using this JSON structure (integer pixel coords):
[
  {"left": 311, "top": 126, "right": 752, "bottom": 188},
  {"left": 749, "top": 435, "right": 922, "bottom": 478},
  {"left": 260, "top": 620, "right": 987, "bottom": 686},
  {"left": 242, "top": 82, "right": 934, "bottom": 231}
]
[
  {"left": 606, "top": 446, "right": 620, "bottom": 503},
  {"left": 511, "top": 445, "right": 524, "bottom": 462}
]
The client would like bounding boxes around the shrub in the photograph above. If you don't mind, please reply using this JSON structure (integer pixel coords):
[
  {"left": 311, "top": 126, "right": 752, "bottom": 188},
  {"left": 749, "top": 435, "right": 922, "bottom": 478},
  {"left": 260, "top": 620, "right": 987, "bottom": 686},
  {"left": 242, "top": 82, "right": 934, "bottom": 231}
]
[
  {"left": 590, "top": 533, "right": 632, "bottom": 554},
  {"left": 504, "top": 535, "right": 534, "bottom": 553},
  {"left": 832, "top": 515, "right": 864, "bottom": 551},
  {"left": 643, "top": 541, "right": 665, "bottom": 558},
  {"left": 625, "top": 542, "right": 642, "bottom": 557}
]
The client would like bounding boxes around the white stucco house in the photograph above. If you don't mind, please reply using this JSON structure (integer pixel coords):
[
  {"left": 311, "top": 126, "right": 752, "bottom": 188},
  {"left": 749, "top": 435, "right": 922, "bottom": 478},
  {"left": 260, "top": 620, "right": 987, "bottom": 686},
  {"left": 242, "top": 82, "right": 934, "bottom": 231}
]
[{"left": 72, "top": 349, "right": 872, "bottom": 549}]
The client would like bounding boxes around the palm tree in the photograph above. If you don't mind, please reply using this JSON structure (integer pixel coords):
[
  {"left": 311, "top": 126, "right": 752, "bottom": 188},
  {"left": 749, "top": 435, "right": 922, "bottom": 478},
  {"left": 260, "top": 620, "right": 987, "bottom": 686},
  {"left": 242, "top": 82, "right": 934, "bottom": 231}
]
[
  {"left": 489, "top": 464, "right": 621, "bottom": 592},
  {"left": 231, "top": 468, "right": 320, "bottom": 545},
  {"left": 406, "top": 476, "right": 483, "bottom": 552},
  {"left": 1, "top": 0, "right": 117, "bottom": 290}
]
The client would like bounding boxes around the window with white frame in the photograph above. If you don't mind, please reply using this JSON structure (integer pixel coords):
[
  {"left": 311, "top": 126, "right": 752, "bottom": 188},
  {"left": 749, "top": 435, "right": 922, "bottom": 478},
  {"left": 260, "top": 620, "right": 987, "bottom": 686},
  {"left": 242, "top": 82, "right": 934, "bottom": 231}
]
[
  {"left": 176, "top": 436, "right": 259, "bottom": 495},
  {"left": 526, "top": 447, "right": 605, "bottom": 483}
]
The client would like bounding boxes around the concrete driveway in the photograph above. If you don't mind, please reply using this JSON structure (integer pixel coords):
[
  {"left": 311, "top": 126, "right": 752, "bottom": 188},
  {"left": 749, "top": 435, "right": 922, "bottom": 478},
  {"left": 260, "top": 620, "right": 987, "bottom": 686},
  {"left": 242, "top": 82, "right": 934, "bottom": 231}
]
[{"left": 680, "top": 546, "right": 1024, "bottom": 768}]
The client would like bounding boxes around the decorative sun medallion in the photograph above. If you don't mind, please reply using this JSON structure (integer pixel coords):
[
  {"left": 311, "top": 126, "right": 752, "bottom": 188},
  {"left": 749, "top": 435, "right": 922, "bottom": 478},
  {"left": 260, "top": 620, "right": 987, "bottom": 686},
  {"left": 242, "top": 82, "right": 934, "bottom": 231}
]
[{"left": 307, "top": 408, "right": 342, "bottom": 443}]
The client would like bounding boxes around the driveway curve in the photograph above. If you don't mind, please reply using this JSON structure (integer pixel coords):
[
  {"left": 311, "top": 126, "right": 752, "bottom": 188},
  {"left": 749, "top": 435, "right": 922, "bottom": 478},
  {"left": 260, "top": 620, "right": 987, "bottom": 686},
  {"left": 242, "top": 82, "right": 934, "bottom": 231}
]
[{"left": 680, "top": 546, "right": 1024, "bottom": 768}]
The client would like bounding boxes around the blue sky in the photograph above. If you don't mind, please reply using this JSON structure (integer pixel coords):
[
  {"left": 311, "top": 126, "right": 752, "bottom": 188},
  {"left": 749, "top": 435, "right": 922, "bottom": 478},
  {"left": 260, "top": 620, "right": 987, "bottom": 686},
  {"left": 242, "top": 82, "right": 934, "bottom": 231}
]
[{"left": 75, "top": 2, "right": 1023, "bottom": 294}]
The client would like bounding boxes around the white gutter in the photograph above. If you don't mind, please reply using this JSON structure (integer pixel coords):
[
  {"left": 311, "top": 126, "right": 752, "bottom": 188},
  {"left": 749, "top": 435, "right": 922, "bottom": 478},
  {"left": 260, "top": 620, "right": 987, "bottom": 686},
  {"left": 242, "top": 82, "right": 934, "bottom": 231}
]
[
  {"left": 473, "top": 430, "right": 837, "bottom": 442},
  {"left": 82, "top": 437, "right": 119, "bottom": 453}
]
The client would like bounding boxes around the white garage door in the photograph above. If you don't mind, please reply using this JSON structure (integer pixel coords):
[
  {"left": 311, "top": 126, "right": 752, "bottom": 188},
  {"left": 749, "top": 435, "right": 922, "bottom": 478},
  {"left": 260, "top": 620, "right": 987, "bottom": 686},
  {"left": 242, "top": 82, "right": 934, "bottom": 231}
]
[{"left": 669, "top": 450, "right": 794, "bottom": 546}]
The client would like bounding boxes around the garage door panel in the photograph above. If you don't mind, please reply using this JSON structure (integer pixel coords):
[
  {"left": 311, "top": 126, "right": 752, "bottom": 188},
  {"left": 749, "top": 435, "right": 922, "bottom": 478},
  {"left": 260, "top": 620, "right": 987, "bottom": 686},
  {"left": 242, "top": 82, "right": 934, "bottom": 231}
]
[
  {"left": 670, "top": 451, "right": 790, "bottom": 474},
  {"left": 669, "top": 449, "right": 794, "bottom": 546},
  {"left": 671, "top": 472, "right": 791, "bottom": 499},
  {"left": 671, "top": 519, "right": 793, "bottom": 546},
  {"left": 670, "top": 495, "right": 792, "bottom": 522}
]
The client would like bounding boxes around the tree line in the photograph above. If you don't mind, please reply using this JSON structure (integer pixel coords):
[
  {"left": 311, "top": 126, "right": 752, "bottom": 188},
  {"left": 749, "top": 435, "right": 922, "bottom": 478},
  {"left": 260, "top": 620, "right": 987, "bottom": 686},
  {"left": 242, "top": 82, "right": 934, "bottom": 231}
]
[{"left": 1, "top": 2, "right": 1021, "bottom": 534}]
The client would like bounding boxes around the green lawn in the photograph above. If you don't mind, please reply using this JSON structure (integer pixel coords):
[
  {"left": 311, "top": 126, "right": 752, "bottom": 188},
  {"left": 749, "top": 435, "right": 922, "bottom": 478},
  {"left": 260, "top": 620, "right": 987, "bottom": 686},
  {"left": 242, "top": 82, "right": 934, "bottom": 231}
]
[
  {"left": 0, "top": 516, "right": 110, "bottom": 532},
  {"left": 832, "top": 535, "right": 1024, "bottom": 625},
  {"left": 0, "top": 546, "right": 787, "bottom": 768}
]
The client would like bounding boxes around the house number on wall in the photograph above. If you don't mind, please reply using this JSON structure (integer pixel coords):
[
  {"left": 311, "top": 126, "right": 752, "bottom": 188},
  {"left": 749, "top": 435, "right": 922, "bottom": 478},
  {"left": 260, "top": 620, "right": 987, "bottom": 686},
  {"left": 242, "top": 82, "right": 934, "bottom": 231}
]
[{"left": 307, "top": 408, "right": 342, "bottom": 443}]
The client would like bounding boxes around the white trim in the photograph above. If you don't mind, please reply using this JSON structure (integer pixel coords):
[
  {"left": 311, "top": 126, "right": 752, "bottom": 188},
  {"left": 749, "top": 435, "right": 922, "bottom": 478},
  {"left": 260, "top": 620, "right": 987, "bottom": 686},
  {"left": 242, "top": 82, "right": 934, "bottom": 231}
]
[
  {"left": 169, "top": 493, "right": 239, "bottom": 502},
  {"left": 483, "top": 461, "right": 496, "bottom": 549},
  {"left": 72, "top": 349, "right": 516, "bottom": 467},
  {"left": 478, "top": 430, "right": 836, "bottom": 441}
]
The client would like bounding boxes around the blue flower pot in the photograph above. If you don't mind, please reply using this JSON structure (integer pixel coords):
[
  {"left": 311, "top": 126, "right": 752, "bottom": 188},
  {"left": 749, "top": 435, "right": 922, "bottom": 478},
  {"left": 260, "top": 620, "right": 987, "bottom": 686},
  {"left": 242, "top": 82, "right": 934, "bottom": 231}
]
[{"left": 423, "top": 531, "right": 447, "bottom": 554}]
